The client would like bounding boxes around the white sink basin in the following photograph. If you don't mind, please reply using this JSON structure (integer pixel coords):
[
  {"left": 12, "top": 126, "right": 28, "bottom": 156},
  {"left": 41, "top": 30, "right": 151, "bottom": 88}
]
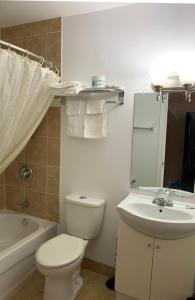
[{"left": 117, "top": 194, "right": 195, "bottom": 239}]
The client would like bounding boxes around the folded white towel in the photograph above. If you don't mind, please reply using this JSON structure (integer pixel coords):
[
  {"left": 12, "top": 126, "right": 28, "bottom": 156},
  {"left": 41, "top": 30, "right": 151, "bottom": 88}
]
[
  {"left": 84, "top": 109, "right": 107, "bottom": 139},
  {"left": 66, "top": 99, "right": 82, "bottom": 115},
  {"left": 66, "top": 97, "right": 107, "bottom": 139},
  {"left": 66, "top": 115, "right": 84, "bottom": 138},
  {"left": 49, "top": 81, "right": 88, "bottom": 96},
  {"left": 86, "top": 100, "right": 105, "bottom": 114}
]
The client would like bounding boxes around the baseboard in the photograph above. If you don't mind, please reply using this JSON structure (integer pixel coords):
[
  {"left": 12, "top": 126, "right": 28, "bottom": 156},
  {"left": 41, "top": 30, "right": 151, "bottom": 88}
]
[
  {"left": 82, "top": 258, "right": 115, "bottom": 277},
  {"left": 116, "top": 292, "right": 138, "bottom": 300}
]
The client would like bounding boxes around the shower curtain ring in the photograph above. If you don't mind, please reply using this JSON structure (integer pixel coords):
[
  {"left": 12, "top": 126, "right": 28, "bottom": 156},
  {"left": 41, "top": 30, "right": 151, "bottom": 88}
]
[
  {"left": 8, "top": 43, "right": 11, "bottom": 51},
  {"left": 39, "top": 56, "right": 44, "bottom": 65},
  {"left": 26, "top": 50, "right": 29, "bottom": 59},
  {"left": 54, "top": 67, "right": 59, "bottom": 75},
  {"left": 48, "top": 61, "right": 53, "bottom": 70}
]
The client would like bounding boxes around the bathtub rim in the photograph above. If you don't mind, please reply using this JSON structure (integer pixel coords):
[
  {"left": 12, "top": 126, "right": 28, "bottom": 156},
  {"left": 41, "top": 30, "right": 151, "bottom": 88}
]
[{"left": 0, "top": 208, "right": 57, "bottom": 260}]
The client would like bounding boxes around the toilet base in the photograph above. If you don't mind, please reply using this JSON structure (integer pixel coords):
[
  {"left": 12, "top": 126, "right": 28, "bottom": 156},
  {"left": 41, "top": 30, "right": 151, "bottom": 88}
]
[
  {"left": 37, "top": 238, "right": 88, "bottom": 300},
  {"left": 73, "top": 274, "right": 83, "bottom": 295},
  {"left": 43, "top": 273, "right": 83, "bottom": 300}
]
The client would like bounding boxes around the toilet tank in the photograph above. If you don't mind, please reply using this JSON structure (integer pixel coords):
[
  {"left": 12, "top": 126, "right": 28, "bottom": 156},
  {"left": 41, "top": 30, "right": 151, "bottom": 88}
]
[{"left": 63, "top": 194, "right": 105, "bottom": 240}]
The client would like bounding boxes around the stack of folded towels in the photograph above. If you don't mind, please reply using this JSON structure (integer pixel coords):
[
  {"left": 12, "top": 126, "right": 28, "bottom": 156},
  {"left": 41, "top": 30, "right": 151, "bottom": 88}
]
[
  {"left": 49, "top": 81, "right": 88, "bottom": 96},
  {"left": 66, "top": 97, "right": 107, "bottom": 139}
]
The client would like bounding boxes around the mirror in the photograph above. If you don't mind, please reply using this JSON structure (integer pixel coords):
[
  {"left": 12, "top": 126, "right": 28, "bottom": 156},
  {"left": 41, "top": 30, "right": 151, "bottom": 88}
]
[{"left": 131, "top": 93, "right": 195, "bottom": 197}]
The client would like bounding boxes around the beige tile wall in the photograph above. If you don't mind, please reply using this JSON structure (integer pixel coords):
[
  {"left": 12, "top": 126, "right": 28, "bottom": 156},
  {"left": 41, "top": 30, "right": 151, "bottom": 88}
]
[
  {"left": 0, "top": 173, "right": 5, "bottom": 209},
  {"left": 0, "top": 18, "right": 61, "bottom": 222},
  {"left": 1, "top": 17, "right": 61, "bottom": 71}
]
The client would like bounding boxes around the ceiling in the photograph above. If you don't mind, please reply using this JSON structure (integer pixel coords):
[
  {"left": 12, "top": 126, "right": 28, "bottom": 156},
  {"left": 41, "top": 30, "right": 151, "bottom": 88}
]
[
  {"left": 0, "top": 1, "right": 128, "bottom": 28},
  {"left": 1, "top": 1, "right": 195, "bottom": 28}
]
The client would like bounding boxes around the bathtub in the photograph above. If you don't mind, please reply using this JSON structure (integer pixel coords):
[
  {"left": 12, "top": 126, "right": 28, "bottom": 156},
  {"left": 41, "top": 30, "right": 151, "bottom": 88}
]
[{"left": 0, "top": 209, "right": 57, "bottom": 299}]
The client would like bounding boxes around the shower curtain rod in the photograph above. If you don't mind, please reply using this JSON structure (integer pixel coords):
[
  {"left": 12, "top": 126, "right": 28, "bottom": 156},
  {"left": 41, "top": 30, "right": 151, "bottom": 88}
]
[{"left": 0, "top": 39, "right": 59, "bottom": 75}]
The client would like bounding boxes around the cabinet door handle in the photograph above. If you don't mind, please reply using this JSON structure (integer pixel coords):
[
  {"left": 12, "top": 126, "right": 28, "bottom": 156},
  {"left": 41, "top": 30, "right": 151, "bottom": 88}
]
[
  {"left": 156, "top": 245, "right": 160, "bottom": 249},
  {"left": 147, "top": 243, "right": 152, "bottom": 248}
]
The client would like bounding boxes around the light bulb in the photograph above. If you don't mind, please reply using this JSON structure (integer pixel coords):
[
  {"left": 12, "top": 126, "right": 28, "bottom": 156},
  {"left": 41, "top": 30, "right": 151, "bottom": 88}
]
[
  {"left": 150, "top": 52, "right": 195, "bottom": 89},
  {"left": 150, "top": 69, "right": 167, "bottom": 86}
]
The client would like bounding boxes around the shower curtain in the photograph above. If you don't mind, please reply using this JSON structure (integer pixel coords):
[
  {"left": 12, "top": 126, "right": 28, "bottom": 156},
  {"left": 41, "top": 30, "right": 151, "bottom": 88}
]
[{"left": 0, "top": 48, "right": 85, "bottom": 174}]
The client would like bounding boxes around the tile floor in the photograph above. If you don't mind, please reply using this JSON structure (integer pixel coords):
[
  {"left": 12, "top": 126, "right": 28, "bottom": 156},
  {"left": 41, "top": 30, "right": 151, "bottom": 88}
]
[{"left": 8, "top": 269, "right": 115, "bottom": 300}]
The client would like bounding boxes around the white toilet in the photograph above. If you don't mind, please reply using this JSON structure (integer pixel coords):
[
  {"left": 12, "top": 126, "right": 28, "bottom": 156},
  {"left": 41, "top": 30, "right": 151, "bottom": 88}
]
[{"left": 35, "top": 194, "right": 105, "bottom": 300}]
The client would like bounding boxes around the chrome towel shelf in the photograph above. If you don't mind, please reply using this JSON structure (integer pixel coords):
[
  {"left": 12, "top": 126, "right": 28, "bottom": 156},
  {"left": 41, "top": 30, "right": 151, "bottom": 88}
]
[{"left": 61, "top": 87, "right": 124, "bottom": 105}]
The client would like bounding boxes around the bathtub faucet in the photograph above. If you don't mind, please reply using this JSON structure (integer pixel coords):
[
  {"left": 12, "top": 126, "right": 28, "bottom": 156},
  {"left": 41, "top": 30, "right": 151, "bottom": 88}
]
[{"left": 17, "top": 200, "right": 29, "bottom": 209}]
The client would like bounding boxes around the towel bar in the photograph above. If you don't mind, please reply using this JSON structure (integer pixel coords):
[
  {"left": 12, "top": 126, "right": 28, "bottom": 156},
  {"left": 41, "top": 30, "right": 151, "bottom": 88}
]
[{"left": 133, "top": 126, "right": 154, "bottom": 131}]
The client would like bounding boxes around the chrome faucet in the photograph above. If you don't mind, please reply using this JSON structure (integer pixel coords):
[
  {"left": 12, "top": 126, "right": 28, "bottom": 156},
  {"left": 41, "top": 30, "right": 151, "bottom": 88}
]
[
  {"left": 152, "top": 197, "right": 173, "bottom": 207},
  {"left": 17, "top": 200, "right": 29, "bottom": 209},
  {"left": 152, "top": 188, "right": 174, "bottom": 207}
]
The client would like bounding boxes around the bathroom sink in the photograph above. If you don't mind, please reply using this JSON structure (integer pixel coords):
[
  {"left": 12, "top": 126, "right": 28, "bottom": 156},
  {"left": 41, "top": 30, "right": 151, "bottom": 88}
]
[{"left": 117, "top": 194, "right": 195, "bottom": 239}]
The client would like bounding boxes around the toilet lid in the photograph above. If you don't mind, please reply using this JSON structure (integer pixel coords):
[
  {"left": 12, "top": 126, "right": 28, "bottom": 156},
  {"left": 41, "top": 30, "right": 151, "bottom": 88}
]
[{"left": 36, "top": 234, "right": 85, "bottom": 268}]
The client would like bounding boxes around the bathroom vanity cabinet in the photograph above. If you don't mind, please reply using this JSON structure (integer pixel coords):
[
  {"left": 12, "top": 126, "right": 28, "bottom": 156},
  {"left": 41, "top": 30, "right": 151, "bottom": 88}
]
[{"left": 115, "top": 218, "right": 195, "bottom": 300}]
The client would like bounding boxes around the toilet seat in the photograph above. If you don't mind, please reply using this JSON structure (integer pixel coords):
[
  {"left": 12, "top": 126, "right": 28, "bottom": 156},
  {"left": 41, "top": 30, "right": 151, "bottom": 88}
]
[{"left": 36, "top": 234, "right": 85, "bottom": 269}]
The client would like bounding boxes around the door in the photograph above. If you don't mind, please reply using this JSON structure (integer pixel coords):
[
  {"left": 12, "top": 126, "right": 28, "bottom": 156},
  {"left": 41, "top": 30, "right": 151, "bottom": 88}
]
[
  {"left": 116, "top": 219, "right": 154, "bottom": 300},
  {"left": 150, "top": 236, "right": 195, "bottom": 300}
]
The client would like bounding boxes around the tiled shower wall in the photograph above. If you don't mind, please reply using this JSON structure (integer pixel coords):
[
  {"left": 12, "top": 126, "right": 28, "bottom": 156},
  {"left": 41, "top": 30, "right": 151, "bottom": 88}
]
[{"left": 0, "top": 18, "right": 61, "bottom": 222}]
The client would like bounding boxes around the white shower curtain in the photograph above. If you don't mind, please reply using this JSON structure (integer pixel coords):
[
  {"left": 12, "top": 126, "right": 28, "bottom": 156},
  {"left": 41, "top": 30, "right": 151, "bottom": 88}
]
[{"left": 0, "top": 49, "right": 85, "bottom": 174}]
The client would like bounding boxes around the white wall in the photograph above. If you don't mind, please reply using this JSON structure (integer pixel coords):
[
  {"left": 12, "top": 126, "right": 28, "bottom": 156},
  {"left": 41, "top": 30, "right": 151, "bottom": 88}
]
[{"left": 61, "top": 3, "right": 195, "bottom": 267}]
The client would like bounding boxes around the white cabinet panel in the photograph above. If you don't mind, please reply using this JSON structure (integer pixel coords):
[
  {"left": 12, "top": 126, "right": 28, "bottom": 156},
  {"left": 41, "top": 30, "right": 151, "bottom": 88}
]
[
  {"left": 116, "top": 218, "right": 195, "bottom": 300},
  {"left": 150, "top": 237, "right": 195, "bottom": 300},
  {"left": 116, "top": 219, "right": 154, "bottom": 300}
]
